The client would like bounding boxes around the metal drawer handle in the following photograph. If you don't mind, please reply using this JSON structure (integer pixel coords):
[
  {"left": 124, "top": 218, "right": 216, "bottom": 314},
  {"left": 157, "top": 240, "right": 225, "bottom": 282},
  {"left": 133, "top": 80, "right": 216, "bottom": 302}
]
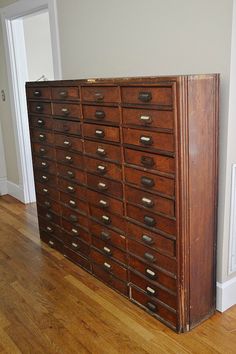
[
  {"left": 96, "top": 147, "right": 106, "bottom": 156},
  {"left": 142, "top": 234, "right": 154, "bottom": 245},
  {"left": 97, "top": 182, "right": 108, "bottom": 190},
  {"left": 144, "top": 252, "right": 156, "bottom": 263},
  {"left": 39, "top": 134, "right": 46, "bottom": 141},
  {"left": 99, "top": 199, "right": 108, "bottom": 208},
  {"left": 94, "top": 92, "right": 104, "bottom": 101},
  {"left": 41, "top": 175, "right": 48, "bottom": 181},
  {"left": 141, "top": 156, "right": 154, "bottom": 167},
  {"left": 63, "top": 140, "right": 71, "bottom": 147},
  {"left": 141, "top": 176, "right": 154, "bottom": 188},
  {"left": 39, "top": 148, "right": 46, "bottom": 155},
  {"left": 61, "top": 108, "right": 70, "bottom": 116},
  {"left": 95, "top": 110, "right": 105, "bottom": 119},
  {"left": 140, "top": 115, "right": 152, "bottom": 124},
  {"left": 44, "top": 201, "right": 51, "bottom": 208},
  {"left": 97, "top": 165, "right": 106, "bottom": 174},
  {"left": 144, "top": 215, "right": 156, "bottom": 227},
  {"left": 140, "top": 136, "right": 153, "bottom": 146},
  {"left": 65, "top": 155, "right": 73, "bottom": 163},
  {"left": 48, "top": 240, "right": 54, "bottom": 246},
  {"left": 37, "top": 119, "right": 44, "bottom": 126},
  {"left": 59, "top": 90, "right": 68, "bottom": 98},
  {"left": 36, "top": 104, "right": 44, "bottom": 112},
  {"left": 145, "top": 268, "right": 156, "bottom": 279},
  {"left": 72, "top": 242, "right": 78, "bottom": 248},
  {"left": 101, "top": 231, "right": 111, "bottom": 241},
  {"left": 102, "top": 215, "right": 111, "bottom": 225},
  {"left": 33, "top": 90, "right": 41, "bottom": 97},
  {"left": 69, "top": 214, "right": 78, "bottom": 222},
  {"left": 41, "top": 161, "right": 48, "bottom": 169},
  {"left": 138, "top": 92, "right": 152, "bottom": 103},
  {"left": 46, "top": 226, "right": 53, "bottom": 233},
  {"left": 67, "top": 170, "right": 75, "bottom": 178},
  {"left": 63, "top": 124, "right": 70, "bottom": 132},
  {"left": 69, "top": 200, "right": 76, "bottom": 208},
  {"left": 103, "top": 262, "right": 112, "bottom": 271},
  {"left": 43, "top": 188, "right": 48, "bottom": 194},
  {"left": 71, "top": 228, "right": 78, "bottom": 235},
  {"left": 67, "top": 185, "right": 75, "bottom": 193},
  {"left": 95, "top": 129, "right": 105, "bottom": 138},
  {"left": 146, "top": 286, "right": 156, "bottom": 296},
  {"left": 45, "top": 213, "right": 52, "bottom": 220},
  {"left": 146, "top": 302, "right": 156, "bottom": 312},
  {"left": 141, "top": 197, "right": 154, "bottom": 208},
  {"left": 103, "top": 246, "right": 112, "bottom": 255}
]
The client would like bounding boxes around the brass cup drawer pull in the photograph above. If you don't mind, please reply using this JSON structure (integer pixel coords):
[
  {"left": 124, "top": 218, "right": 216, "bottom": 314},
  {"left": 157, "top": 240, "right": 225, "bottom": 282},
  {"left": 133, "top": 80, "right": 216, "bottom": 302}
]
[
  {"left": 37, "top": 119, "right": 44, "bottom": 126},
  {"left": 48, "top": 240, "right": 54, "bottom": 246},
  {"left": 69, "top": 200, "right": 77, "bottom": 208},
  {"left": 94, "top": 92, "right": 104, "bottom": 101},
  {"left": 95, "top": 110, "right": 105, "bottom": 120},
  {"left": 97, "top": 165, "right": 107, "bottom": 174},
  {"left": 61, "top": 108, "right": 70, "bottom": 116},
  {"left": 71, "top": 228, "right": 78, "bottom": 235},
  {"left": 146, "top": 286, "right": 156, "bottom": 296},
  {"left": 59, "top": 91, "right": 68, "bottom": 98},
  {"left": 46, "top": 213, "right": 52, "bottom": 220},
  {"left": 96, "top": 147, "right": 106, "bottom": 156},
  {"left": 67, "top": 170, "right": 75, "bottom": 178},
  {"left": 44, "top": 201, "right": 51, "bottom": 208},
  {"left": 138, "top": 92, "right": 152, "bottom": 103},
  {"left": 141, "top": 197, "right": 154, "bottom": 208},
  {"left": 102, "top": 215, "right": 111, "bottom": 225},
  {"left": 103, "top": 246, "right": 112, "bottom": 255},
  {"left": 39, "top": 134, "right": 46, "bottom": 141},
  {"left": 46, "top": 226, "right": 53, "bottom": 233},
  {"left": 103, "top": 262, "right": 112, "bottom": 271},
  {"left": 145, "top": 268, "right": 156, "bottom": 280},
  {"left": 72, "top": 242, "right": 78, "bottom": 248},
  {"left": 65, "top": 155, "right": 73, "bottom": 163},
  {"left": 144, "top": 252, "right": 156, "bottom": 263},
  {"left": 95, "top": 129, "right": 105, "bottom": 138},
  {"left": 141, "top": 156, "right": 154, "bottom": 168},
  {"left": 41, "top": 175, "right": 48, "bottom": 182},
  {"left": 33, "top": 90, "right": 41, "bottom": 97},
  {"left": 100, "top": 231, "right": 111, "bottom": 241},
  {"left": 141, "top": 234, "right": 154, "bottom": 245},
  {"left": 63, "top": 124, "right": 70, "bottom": 132},
  {"left": 97, "top": 182, "right": 108, "bottom": 190},
  {"left": 63, "top": 140, "right": 71, "bottom": 147},
  {"left": 41, "top": 161, "right": 48, "bottom": 169},
  {"left": 67, "top": 185, "right": 75, "bottom": 193},
  {"left": 141, "top": 176, "right": 154, "bottom": 188},
  {"left": 43, "top": 188, "right": 48, "bottom": 194},
  {"left": 69, "top": 214, "right": 78, "bottom": 223},
  {"left": 144, "top": 215, "right": 156, "bottom": 227},
  {"left": 140, "top": 115, "right": 152, "bottom": 124},
  {"left": 99, "top": 199, "right": 109, "bottom": 208},
  {"left": 39, "top": 148, "right": 47, "bottom": 155},
  {"left": 146, "top": 302, "right": 156, "bottom": 312},
  {"left": 140, "top": 136, "right": 153, "bottom": 146},
  {"left": 36, "top": 104, "right": 44, "bottom": 112}
]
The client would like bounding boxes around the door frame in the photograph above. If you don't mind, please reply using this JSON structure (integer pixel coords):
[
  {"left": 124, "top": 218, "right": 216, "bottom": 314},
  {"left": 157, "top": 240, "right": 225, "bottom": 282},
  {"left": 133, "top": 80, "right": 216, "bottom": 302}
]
[{"left": 0, "top": 0, "right": 62, "bottom": 203}]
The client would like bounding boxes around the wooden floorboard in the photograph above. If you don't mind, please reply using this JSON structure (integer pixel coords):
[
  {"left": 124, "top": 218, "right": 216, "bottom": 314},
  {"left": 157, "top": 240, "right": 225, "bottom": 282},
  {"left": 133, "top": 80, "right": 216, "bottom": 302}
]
[{"left": 0, "top": 194, "right": 235, "bottom": 354}]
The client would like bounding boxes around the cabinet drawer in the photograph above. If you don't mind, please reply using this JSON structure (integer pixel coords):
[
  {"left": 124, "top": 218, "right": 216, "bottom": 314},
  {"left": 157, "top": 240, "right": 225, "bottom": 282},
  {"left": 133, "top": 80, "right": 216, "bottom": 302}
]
[
  {"left": 33, "top": 156, "right": 57, "bottom": 175},
  {"left": 124, "top": 166, "right": 175, "bottom": 197},
  {"left": 123, "top": 128, "right": 174, "bottom": 153},
  {"left": 124, "top": 148, "right": 175, "bottom": 175},
  {"left": 52, "top": 103, "right": 81, "bottom": 120},
  {"left": 90, "top": 220, "right": 126, "bottom": 250},
  {"left": 37, "top": 205, "right": 61, "bottom": 225},
  {"left": 35, "top": 182, "right": 60, "bottom": 201},
  {"left": 29, "top": 116, "right": 53, "bottom": 130},
  {"left": 40, "top": 232, "right": 64, "bottom": 253},
  {"left": 57, "top": 165, "right": 86, "bottom": 185},
  {"left": 84, "top": 123, "right": 120, "bottom": 143},
  {"left": 92, "top": 237, "right": 127, "bottom": 265},
  {"left": 64, "top": 247, "right": 91, "bottom": 272},
  {"left": 52, "top": 86, "right": 79, "bottom": 101},
  {"left": 127, "top": 204, "right": 176, "bottom": 236},
  {"left": 58, "top": 178, "right": 86, "bottom": 199},
  {"left": 87, "top": 189, "right": 123, "bottom": 215},
  {"left": 125, "top": 185, "right": 175, "bottom": 217},
  {"left": 38, "top": 217, "right": 62, "bottom": 239},
  {"left": 122, "top": 108, "right": 174, "bottom": 130},
  {"left": 84, "top": 140, "right": 121, "bottom": 163},
  {"left": 37, "top": 195, "right": 61, "bottom": 214},
  {"left": 35, "top": 171, "right": 57, "bottom": 186},
  {"left": 83, "top": 105, "right": 120, "bottom": 124},
  {"left": 81, "top": 86, "right": 119, "bottom": 103},
  {"left": 64, "top": 237, "right": 90, "bottom": 257},
  {"left": 93, "top": 264, "right": 128, "bottom": 296},
  {"left": 62, "top": 219, "right": 91, "bottom": 244},
  {"left": 128, "top": 239, "right": 176, "bottom": 274},
  {"left": 27, "top": 87, "right": 51, "bottom": 100},
  {"left": 56, "top": 149, "right": 84, "bottom": 169},
  {"left": 53, "top": 119, "right": 81, "bottom": 136},
  {"left": 31, "top": 130, "right": 54, "bottom": 145},
  {"left": 85, "top": 157, "right": 122, "bottom": 180},
  {"left": 31, "top": 143, "right": 55, "bottom": 160},
  {"left": 28, "top": 101, "right": 52, "bottom": 115},
  {"left": 60, "top": 192, "right": 88, "bottom": 215},
  {"left": 87, "top": 174, "right": 123, "bottom": 199},
  {"left": 54, "top": 134, "right": 83, "bottom": 152},
  {"left": 90, "top": 206, "right": 124, "bottom": 233},
  {"left": 126, "top": 222, "right": 175, "bottom": 257},
  {"left": 62, "top": 208, "right": 88, "bottom": 229},
  {"left": 121, "top": 86, "right": 173, "bottom": 106},
  {"left": 91, "top": 249, "right": 127, "bottom": 281}
]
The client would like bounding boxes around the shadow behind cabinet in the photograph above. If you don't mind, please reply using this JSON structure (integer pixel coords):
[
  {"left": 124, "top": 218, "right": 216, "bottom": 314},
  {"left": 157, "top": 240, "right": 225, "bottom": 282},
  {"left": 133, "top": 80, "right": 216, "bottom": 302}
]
[{"left": 26, "top": 74, "right": 219, "bottom": 332}]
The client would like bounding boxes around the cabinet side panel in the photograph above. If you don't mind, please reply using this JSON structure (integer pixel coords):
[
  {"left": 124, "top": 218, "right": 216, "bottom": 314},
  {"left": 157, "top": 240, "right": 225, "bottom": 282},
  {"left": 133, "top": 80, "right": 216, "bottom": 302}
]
[{"left": 187, "top": 75, "right": 218, "bottom": 328}]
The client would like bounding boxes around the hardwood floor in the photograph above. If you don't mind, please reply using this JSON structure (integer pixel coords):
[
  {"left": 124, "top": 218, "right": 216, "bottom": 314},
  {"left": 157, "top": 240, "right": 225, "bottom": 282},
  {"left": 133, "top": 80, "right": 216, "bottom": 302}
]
[{"left": 0, "top": 195, "right": 235, "bottom": 354}]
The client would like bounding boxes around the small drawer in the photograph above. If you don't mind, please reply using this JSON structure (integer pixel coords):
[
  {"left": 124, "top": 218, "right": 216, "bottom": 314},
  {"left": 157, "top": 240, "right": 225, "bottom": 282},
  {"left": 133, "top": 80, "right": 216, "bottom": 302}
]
[
  {"left": 52, "top": 103, "right": 81, "bottom": 119},
  {"left": 130, "top": 287, "right": 177, "bottom": 328},
  {"left": 90, "top": 206, "right": 124, "bottom": 233},
  {"left": 53, "top": 119, "right": 81, "bottom": 136},
  {"left": 90, "top": 249, "right": 127, "bottom": 281},
  {"left": 83, "top": 105, "right": 120, "bottom": 124},
  {"left": 27, "top": 87, "right": 51, "bottom": 100},
  {"left": 64, "top": 247, "right": 91, "bottom": 272},
  {"left": 62, "top": 208, "right": 88, "bottom": 229},
  {"left": 35, "top": 182, "right": 60, "bottom": 201},
  {"left": 52, "top": 86, "right": 79, "bottom": 101},
  {"left": 129, "top": 256, "right": 176, "bottom": 292},
  {"left": 90, "top": 220, "right": 126, "bottom": 250},
  {"left": 56, "top": 149, "right": 84, "bottom": 169},
  {"left": 129, "top": 271, "right": 177, "bottom": 310},
  {"left": 125, "top": 185, "right": 175, "bottom": 217},
  {"left": 58, "top": 178, "right": 86, "bottom": 199},
  {"left": 92, "top": 237, "right": 127, "bottom": 265},
  {"left": 37, "top": 195, "right": 61, "bottom": 214},
  {"left": 28, "top": 101, "right": 52, "bottom": 115},
  {"left": 57, "top": 165, "right": 86, "bottom": 184},
  {"left": 40, "top": 231, "right": 64, "bottom": 253},
  {"left": 87, "top": 174, "right": 123, "bottom": 199},
  {"left": 33, "top": 156, "right": 57, "bottom": 175},
  {"left": 85, "top": 157, "right": 122, "bottom": 180},
  {"left": 62, "top": 219, "right": 91, "bottom": 244},
  {"left": 126, "top": 222, "right": 175, "bottom": 257},
  {"left": 84, "top": 140, "right": 122, "bottom": 163},
  {"left": 37, "top": 205, "right": 61, "bottom": 225},
  {"left": 83, "top": 123, "right": 120, "bottom": 143},
  {"left": 81, "top": 86, "right": 119, "bottom": 103},
  {"left": 122, "top": 108, "right": 174, "bottom": 130},
  {"left": 126, "top": 204, "right": 176, "bottom": 236},
  {"left": 34, "top": 171, "right": 57, "bottom": 186},
  {"left": 30, "top": 130, "right": 54, "bottom": 145},
  {"left": 38, "top": 217, "right": 62, "bottom": 239},
  {"left": 128, "top": 239, "right": 176, "bottom": 274},
  {"left": 93, "top": 264, "right": 128, "bottom": 296},
  {"left": 60, "top": 192, "right": 88, "bottom": 215},
  {"left": 29, "top": 116, "right": 53, "bottom": 130},
  {"left": 64, "top": 237, "right": 90, "bottom": 257},
  {"left": 124, "top": 166, "right": 175, "bottom": 197},
  {"left": 87, "top": 189, "right": 123, "bottom": 215},
  {"left": 121, "top": 86, "right": 173, "bottom": 106},
  {"left": 54, "top": 134, "right": 83, "bottom": 152},
  {"left": 124, "top": 148, "right": 175, "bottom": 175},
  {"left": 123, "top": 128, "right": 174, "bottom": 153},
  {"left": 31, "top": 143, "right": 55, "bottom": 160}
]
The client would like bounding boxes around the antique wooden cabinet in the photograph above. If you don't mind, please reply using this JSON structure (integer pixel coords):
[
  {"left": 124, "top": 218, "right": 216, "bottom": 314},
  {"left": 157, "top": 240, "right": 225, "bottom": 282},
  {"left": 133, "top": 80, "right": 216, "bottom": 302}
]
[{"left": 26, "top": 75, "right": 219, "bottom": 332}]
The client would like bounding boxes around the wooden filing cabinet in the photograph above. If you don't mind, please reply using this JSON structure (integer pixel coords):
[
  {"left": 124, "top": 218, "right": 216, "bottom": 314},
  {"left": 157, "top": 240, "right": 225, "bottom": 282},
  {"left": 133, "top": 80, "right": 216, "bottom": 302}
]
[{"left": 26, "top": 74, "right": 219, "bottom": 332}]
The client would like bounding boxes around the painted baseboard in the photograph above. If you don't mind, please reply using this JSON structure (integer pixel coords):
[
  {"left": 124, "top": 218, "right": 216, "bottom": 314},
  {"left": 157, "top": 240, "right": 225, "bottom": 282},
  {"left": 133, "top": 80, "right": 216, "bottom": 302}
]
[
  {"left": 6, "top": 180, "right": 25, "bottom": 203},
  {"left": 0, "top": 177, "right": 8, "bottom": 195},
  {"left": 216, "top": 276, "right": 236, "bottom": 312}
]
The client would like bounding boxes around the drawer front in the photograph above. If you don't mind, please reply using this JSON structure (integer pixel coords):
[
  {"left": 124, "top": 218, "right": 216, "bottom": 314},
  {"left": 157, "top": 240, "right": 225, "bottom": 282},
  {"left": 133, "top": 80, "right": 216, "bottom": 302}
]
[
  {"left": 129, "top": 271, "right": 177, "bottom": 310},
  {"left": 124, "top": 166, "right": 175, "bottom": 197},
  {"left": 83, "top": 105, "right": 120, "bottom": 124},
  {"left": 31, "top": 130, "right": 54, "bottom": 145},
  {"left": 62, "top": 208, "right": 88, "bottom": 229},
  {"left": 64, "top": 247, "right": 91, "bottom": 272},
  {"left": 123, "top": 128, "right": 174, "bottom": 153},
  {"left": 87, "top": 189, "right": 123, "bottom": 215},
  {"left": 28, "top": 101, "right": 52, "bottom": 115},
  {"left": 57, "top": 165, "right": 86, "bottom": 185},
  {"left": 62, "top": 219, "right": 91, "bottom": 244},
  {"left": 27, "top": 87, "right": 51, "bottom": 100},
  {"left": 90, "top": 206, "right": 124, "bottom": 233},
  {"left": 130, "top": 287, "right": 177, "bottom": 328},
  {"left": 56, "top": 149, "right": 84, "bottom": 169},
  {"left": 85, "top": 157, "right": 122, "bottom": 180},
  {"left": 37, "top": 205, "right": 61, "bottom": 225},
  {"left": 35, "top": 171, "right": 57, "bottom": 186},
  {"left": 90, "top": 249, "right": 127, "bottom": 281},
  {"left": 31, "top": 143, "right": 55, "bottom": 160},
  {"left": 121, "top": 86, "right": 173, "bottom": 106},
  {"left": 125, "top": 185, "right": 175, "bottom": 217},
  {"left": 92, "top": 237, "right": 127, "bottom": 265},
  {"left": 122, "top": 108, "right": 174, "bottom": 130},
  {"left": 93, "top": 264, "right": 128, "bottom": 296},
  {"left": 84, "top": 123, "right": 120, "bottom": 143},
  {"left": 58, "top": 178, "right": 86, "bottom": 199},
  {"left": 29, "top": 116, "right": 53, "bottom": 130},
  {"left": 64, "top": 237, "right": 90, "bottom": 257},
  {"left": 81, "top": 86, "right": 119, "bottom": 103},
  {"left": 33, "top": 156, "right": 57, "bottom": 175},
  {"left": 40, "top": 231, "right": 64, "bottom": 253},
  {"left": 60, "top": 192, "right": 88, "bottom": 215},
  {"left": 84, "top": 140, "right": 121, "bottom": 163},
  {"left": 129, "top": 256, "right": 176, "bottom": 292},
  {"left": 54, "top": 134, "right": 83, "bottom": 152},
  {"left": 35, "top": 182, "right": 60, "bottom": 201},
  {"left": 53, "top": 119, "right": 81, "bottom": 136},
  {"left": 37, "top": 195, "right": 61, "bottom": 214},
  {"left": 126, "top": 222, "right": 176, "bottom": 257},
  {"left": 38, "top": 217, "right": 62, "bottom": 239},
  {"left": 90, "top": 220, "right": 126, "bottom": 250},
  {"left": 87, "top": 174, "right": 123, "bottom": 199},
  {"left": 124, "top": 148, "right": 175, "bottom": 175},
  {"left": 126, "top": 204, "right": 176, "bottom": 236},
  {"left": 53, "top": 103, "right": 81, "bottom": 119},
  {"left": 128, "top": 239, "right": 176, "bottom": 274},
  {"left": 52, "top": 86, "right": 79, "bottom": 101}
]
